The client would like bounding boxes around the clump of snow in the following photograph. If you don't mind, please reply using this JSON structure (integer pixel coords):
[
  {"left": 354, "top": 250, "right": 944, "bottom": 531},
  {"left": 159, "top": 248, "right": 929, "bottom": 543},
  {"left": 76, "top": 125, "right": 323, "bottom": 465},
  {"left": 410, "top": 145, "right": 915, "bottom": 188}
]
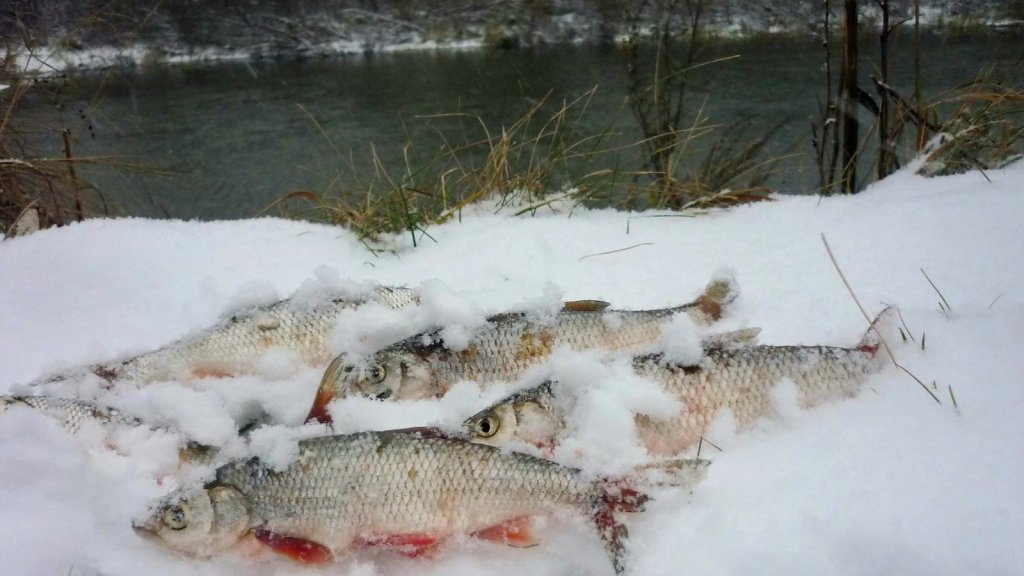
[
  {"left": 245, "top": 422, "right": 332, "bottom": 471},
  {"left": 544, "top": 350, "right": 681, "bottom": 475},
  {"left": 1, "top": 160, "right": 1023, "bottom": 575},
  {"left": 416, "top": 280, "right": 492, "bottom": 351},
  {"left": 653, "top": 313, "right": 704, "bottom": 365}
]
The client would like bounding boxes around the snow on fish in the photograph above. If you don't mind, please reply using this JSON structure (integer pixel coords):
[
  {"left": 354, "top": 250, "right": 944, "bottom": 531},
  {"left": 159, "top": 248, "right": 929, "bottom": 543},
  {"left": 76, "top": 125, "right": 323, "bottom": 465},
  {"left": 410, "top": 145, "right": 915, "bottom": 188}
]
[
  {"left": 134, "top": 428, "right": 648, "bottom": 574},
  {"left": 28, "top": 285, "right": 418, "bottom": 386},
  {"left": 0, "top": 394, "right": 223, "bottom": 470},
  {"left": 464, "top": 307, "right": 897, "bottom": 457},
  {"left": 307, "top": 272, "right": 740, "bottom": 423}
]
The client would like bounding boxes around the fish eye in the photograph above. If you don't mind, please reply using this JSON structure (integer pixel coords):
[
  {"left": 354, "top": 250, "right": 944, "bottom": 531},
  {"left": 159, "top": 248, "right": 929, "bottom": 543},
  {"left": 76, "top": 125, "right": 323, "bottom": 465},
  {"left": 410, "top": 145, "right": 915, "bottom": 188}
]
[
  {"left": 162, "top": 504, "right": 189, "bottom": 531},
  {"left": 474, "top": 414, "right": 500, "bottom": 438},
  {"left": 369, "top": 364, "right": 386, "bottom": 384}
]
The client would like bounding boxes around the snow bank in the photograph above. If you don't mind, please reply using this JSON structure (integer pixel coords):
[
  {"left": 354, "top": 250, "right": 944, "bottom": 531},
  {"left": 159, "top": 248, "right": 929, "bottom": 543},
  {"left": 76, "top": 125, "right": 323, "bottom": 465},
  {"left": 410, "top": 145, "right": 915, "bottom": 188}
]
[{"left": 1, "top": 160, "right": 1022, "bottom": 575}]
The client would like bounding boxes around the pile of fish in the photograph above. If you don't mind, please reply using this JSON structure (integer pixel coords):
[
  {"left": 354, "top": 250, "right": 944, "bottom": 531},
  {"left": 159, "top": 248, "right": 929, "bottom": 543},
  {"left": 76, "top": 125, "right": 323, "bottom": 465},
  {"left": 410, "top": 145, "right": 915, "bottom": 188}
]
[{"left": 3, "top": 272, "right": 897, "bottom": 574}]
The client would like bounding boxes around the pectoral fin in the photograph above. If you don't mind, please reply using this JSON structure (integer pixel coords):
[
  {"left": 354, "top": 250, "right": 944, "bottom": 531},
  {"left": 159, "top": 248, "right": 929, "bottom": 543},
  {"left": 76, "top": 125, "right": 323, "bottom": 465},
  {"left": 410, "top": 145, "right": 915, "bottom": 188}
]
[
  {"left": 358, "top": 533, "right": 440, "bottom": 557},
  {"left": 254, "top": 529, "right": 332, "bottom": 563},
  {"left": 472, "top": 516, "right": 538, "bottom": 548}
]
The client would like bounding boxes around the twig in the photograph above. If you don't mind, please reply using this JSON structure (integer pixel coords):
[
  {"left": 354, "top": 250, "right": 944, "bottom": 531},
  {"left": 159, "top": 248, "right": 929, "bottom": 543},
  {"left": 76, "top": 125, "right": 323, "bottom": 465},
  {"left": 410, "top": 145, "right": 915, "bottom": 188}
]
[
  {"left": 579, "top": 242, "right": 654, "bottom": 261},
  {"left": 920, "top": 268, "right": 953, "bottom": 312},
  {"left": 948, "top": 385, "right": 960, "bottom": 415},
  {"left": 696, "top": 436, "right": 723, "bottom": 459},
  {"left": 895, "top": 306, "right": 918, "bottom": 343},
  {"left": 987, "top": 293, "right": 1004, "bottom": 310},
  {"left": 821, "top": 234, "right": 941, "bottom": 404}
]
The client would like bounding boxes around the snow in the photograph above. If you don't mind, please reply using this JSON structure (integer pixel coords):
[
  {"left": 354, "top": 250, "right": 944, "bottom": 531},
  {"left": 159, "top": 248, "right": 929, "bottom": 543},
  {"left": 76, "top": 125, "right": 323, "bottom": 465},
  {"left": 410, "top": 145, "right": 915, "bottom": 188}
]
[{"left": 1, "top": 159, "right": 1023, "bottom": 576}]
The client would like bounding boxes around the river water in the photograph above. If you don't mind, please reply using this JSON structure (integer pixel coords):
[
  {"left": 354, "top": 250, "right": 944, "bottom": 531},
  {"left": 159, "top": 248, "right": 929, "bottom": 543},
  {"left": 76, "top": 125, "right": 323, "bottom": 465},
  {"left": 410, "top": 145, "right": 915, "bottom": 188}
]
[{"left": 21, "top": 30, "right": 1022, "bottom": 219}]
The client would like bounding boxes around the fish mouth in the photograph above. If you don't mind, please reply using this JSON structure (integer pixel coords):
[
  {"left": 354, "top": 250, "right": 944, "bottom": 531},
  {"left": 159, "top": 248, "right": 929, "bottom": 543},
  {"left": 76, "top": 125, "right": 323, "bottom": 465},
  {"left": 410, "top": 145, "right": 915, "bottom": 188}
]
[{"left": 132, "top": 521, "right": 159, "bottom": 542}]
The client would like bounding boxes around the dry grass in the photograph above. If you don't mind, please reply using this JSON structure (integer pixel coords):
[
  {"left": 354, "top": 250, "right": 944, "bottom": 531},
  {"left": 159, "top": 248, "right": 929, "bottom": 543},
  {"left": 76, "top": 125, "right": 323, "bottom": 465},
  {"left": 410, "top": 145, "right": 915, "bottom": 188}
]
[
  {"left": 0, "top": 38, "right": 118, "bottom": 234},
  {"left": 915, "top": 72, "right": 1024, "bottom": 177},
  {"left": 267, "top": 86, "right": 785, "bottom": 244}
]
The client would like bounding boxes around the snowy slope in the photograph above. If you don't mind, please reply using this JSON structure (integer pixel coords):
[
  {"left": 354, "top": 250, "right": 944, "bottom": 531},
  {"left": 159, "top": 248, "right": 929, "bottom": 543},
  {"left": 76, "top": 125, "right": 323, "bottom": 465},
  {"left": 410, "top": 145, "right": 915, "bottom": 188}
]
[{"left": 1, "top": 160, "right": 1022, "bottom": 576}]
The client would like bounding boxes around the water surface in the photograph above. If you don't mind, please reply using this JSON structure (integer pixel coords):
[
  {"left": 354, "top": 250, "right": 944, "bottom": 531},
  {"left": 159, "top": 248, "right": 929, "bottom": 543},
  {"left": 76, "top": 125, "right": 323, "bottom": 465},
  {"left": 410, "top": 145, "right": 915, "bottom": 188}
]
[{"left": 21, "top": 31, "right": 1022, "bottom": 219}]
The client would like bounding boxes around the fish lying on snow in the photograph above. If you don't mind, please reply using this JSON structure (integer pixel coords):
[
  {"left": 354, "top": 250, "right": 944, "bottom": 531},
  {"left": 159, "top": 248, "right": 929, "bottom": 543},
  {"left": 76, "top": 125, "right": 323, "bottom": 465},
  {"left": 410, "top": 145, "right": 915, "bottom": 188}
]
[
  {"left": 0, "top": 394, "right": 221, "bottom": 468},
  {"left": 0, "top": 395, "right": 139, "bottom": 432},
  {"left": 134, "top": 428, "right": 648, "bottom": 574},
  {"left": 29, "top": 286, "right": 419, "bottom": 386},
  {"left": 307, "top": 273, "right": 740, "bottom": 423},
  {"left": 465, "top": 307, "right": 896, "bottom": 456}
]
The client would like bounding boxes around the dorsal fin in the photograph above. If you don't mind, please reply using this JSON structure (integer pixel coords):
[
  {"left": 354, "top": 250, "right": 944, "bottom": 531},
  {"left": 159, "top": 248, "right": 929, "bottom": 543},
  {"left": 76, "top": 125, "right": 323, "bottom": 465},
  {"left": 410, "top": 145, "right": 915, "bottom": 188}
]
[
  {"left": 701, "top": 328, "right": 761, "bottom": 350},
  {"left": 562, "top": 299, "right": 611, "bottom": 312}
]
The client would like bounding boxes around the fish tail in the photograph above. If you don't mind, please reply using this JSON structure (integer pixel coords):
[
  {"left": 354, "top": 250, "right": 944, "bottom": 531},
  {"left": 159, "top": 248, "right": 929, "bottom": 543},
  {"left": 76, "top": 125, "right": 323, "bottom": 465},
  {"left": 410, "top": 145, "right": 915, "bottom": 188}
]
[
  {"left": 856, "top": 305, "right": 899, "bottom": 356},
  {"left": 694, "top": 269, "right": 739, "bottom": 323},
  {"left": 305, "top": 355, "right": 344, "bottom": 424},
  {"left": 591, "top": 480, "right": 649, "bottom": 574}
]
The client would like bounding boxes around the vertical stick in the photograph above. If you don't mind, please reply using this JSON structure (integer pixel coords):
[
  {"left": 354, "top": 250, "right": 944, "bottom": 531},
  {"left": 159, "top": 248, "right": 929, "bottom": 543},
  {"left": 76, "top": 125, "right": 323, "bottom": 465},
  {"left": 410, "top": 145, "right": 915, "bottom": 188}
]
[
  {"left": 913, "top": 0, "right": 926, "bottom": 149},
  {"left": 841, "top": 0, "right": 859, "bottom": 193},
  {"left": 61, "top": 129, "right": 84, "bottom": 222},
  {"left": 877, "top": 0, "right": 892, "bottom": 179}
]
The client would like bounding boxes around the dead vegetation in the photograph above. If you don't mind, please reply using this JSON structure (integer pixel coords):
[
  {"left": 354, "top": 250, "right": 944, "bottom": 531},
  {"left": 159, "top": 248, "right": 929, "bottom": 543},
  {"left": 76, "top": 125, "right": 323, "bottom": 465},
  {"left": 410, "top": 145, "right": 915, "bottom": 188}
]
[
  {"left": 265, "top": 83, "right": 784, "bottom": 246},
  {"left": 0, "top": 36, "right": 112, "bottom": 235}
]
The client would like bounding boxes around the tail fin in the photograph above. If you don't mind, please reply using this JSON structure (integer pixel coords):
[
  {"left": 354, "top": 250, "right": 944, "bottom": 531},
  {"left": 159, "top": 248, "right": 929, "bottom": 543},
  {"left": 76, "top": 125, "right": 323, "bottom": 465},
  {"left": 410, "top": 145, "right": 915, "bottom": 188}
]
[
  {"left": 592, "top": 481, "right": 649, "bottom": 575},
  {"left": 630, "top": 458, "right": 712, "bottom": 491},
  {"left": 856, "top": 305, "right": 899, "bottom": 356},
  {"left": 691, "top": 270, "right": 739, "bottom": 325},
  {"left": 305, "top": 355, "right": 345, "bottom": 425}
]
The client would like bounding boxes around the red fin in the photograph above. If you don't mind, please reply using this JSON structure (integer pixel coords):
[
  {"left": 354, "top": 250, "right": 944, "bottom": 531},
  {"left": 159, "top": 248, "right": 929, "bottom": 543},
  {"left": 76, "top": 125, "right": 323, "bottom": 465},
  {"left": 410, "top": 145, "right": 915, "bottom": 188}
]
[
  {"left": 593, "top": 481, "right": 648, "bottom": 575},
  {"left": 358, "top": 533, "right": 440, "bottom": 558},
  {"left": 254, "top": 529, "right": 332, "bottom": 563},
  {"left": 306, "top": 385, "right": 335, "bottom": 425},
  {"left": 472, "top": 516, "right": 538, "bottom": 548}
]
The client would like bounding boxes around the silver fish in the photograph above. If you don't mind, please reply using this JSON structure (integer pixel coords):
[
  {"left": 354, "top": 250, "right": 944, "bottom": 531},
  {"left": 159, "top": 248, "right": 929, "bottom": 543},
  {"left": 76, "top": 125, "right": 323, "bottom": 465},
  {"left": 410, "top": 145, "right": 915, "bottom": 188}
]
[
  {"left": 0, "top": 395, "right": 138, "bottom": 432},
  {"left": 466, "top": 308, "right": 894, "bottom": 456},
  {"left": 308, "top": 274, "right": 739, "bottom": 423},
  {"left": 0, "top": 394, "right": 221, "bottom": 467},
  {"left": 134, "top": 428, "right": 647, "bottom": 574},
  {"left": 30, "top": 286, "right": 418, "bottom": 385}
]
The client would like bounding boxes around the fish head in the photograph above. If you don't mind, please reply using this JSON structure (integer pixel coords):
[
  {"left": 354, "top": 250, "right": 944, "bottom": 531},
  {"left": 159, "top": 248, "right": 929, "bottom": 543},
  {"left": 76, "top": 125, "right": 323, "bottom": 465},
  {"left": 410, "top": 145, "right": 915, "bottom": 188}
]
[
  {"left": 308, "top": 350, "right": 445, "bottom": 423},
  {"left": 134, "top": 485, "right": 251, "bottom": 556},
  {"left": 464, "top": 382, "right": 562, "bottom": 453},
  {"left": 333, "top": 351, "right": 442, "bottom": 401}
]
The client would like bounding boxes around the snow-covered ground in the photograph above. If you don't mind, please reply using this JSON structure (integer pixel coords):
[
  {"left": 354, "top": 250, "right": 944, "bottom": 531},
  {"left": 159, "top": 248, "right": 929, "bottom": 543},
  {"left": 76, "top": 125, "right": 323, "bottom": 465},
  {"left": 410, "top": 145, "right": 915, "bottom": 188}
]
[{"left": 1, "top": 160, "right": 1022, "bottom": 576}]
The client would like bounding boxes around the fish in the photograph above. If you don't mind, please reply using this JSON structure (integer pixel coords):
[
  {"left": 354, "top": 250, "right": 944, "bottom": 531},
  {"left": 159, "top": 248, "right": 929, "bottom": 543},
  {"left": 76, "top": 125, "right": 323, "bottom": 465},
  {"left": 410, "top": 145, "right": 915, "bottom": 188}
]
[
  {"left": 0, "top": 394, "right": 140, "bottom": 432},
  {"left": 133, "top": 428, "right": 648, "bottom": 574},
  {"left": 465, "top": 308, "right": 895, "bottom": 457},
  {"left": 0, "top": 394, "right": 220, "bottom": 468},
  {"left": 307, "top": 273, "right": 739, "bottom": 423},
  {"left": 29, "top": 285, "right": 419, "bottom": 386}
]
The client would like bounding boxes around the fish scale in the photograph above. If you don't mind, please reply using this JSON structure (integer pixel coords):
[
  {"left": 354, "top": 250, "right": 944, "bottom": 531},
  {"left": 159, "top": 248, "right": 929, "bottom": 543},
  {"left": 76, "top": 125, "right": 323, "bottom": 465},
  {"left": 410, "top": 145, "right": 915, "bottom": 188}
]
[
  {"left": 0, "top": 394, "right": 223, "bottom": 468},
  {"left": 633, "top": 343, "right": 883, "bottom": 455},
  {"left": 137, "top": 430, "right": 644, "bottom": 573},
  {"left": 0, "top": 395, "right": 138, "bottom": 432},
  {"left": 29, "top": 285, "right": 418, "bottom": 385},
  {"left": 464, "top": 307, "right": 894, "bottom": 457},
  {"left": 308, "top": 274, "right": 738, "bottom": 421}
]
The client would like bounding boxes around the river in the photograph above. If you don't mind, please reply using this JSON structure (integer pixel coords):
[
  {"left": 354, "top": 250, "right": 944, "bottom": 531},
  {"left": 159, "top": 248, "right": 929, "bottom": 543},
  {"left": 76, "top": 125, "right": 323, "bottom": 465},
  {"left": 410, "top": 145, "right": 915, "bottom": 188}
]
[{"left": 19, "top": 29, "right": 1022, "bottom": 219}]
